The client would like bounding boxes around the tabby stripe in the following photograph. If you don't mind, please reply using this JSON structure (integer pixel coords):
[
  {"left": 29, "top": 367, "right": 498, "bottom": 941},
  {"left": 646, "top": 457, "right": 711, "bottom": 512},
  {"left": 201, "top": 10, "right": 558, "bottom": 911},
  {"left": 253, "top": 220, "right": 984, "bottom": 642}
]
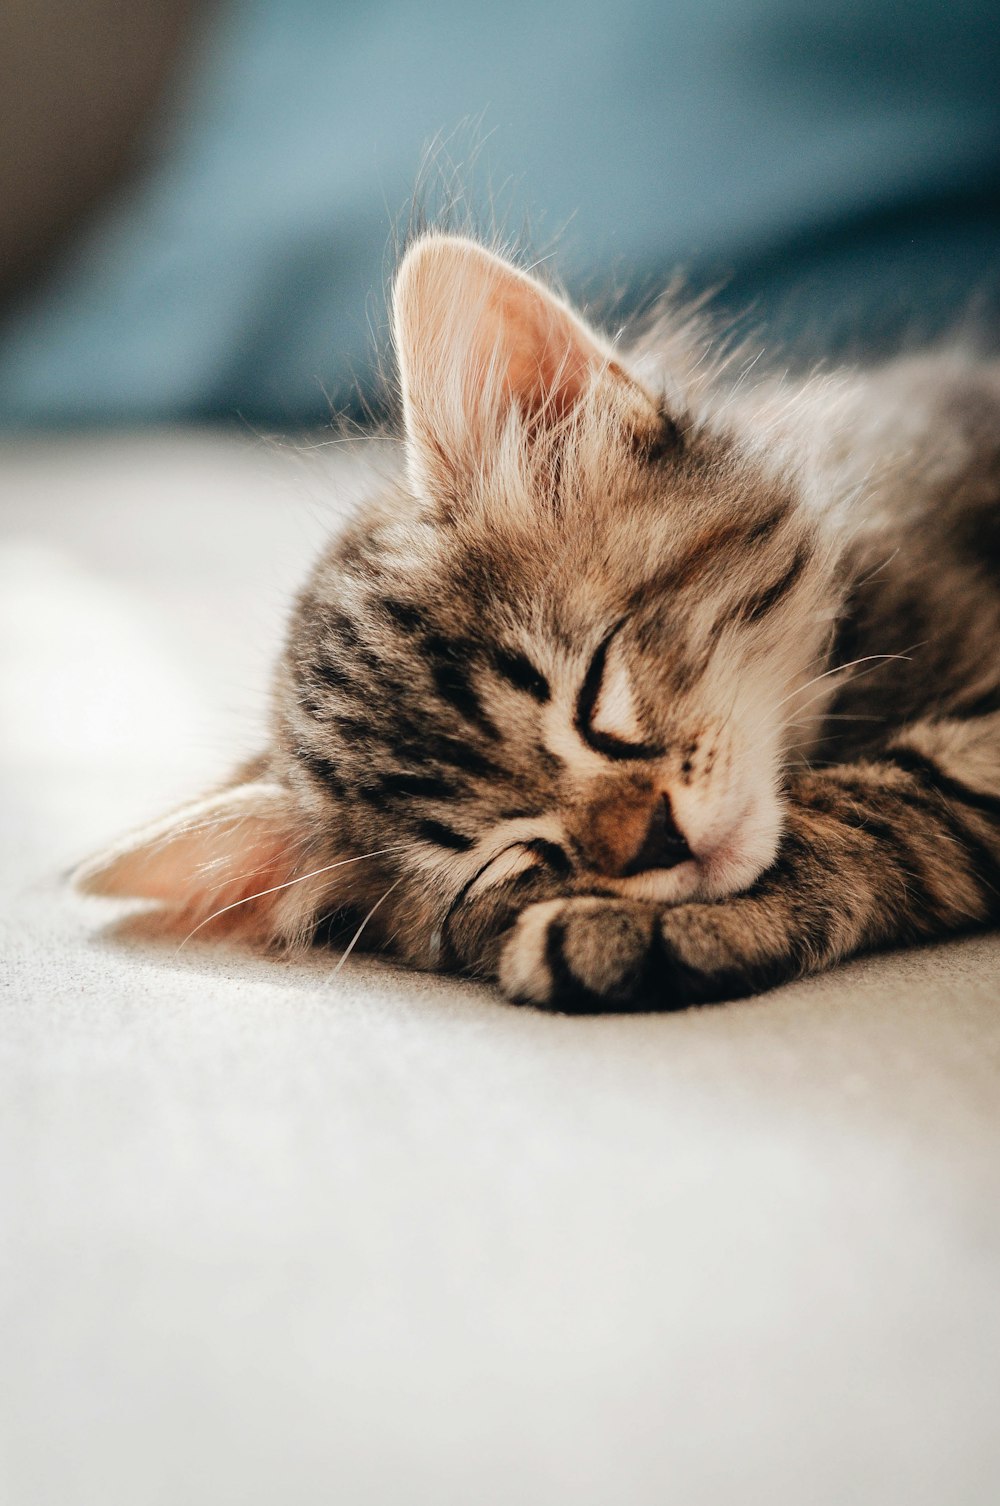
[
  {"left": 397, "top": 735, "right": 500, "bottom": 780},
  {"left": 301, "top": 601, "right": 361, "bottom": 648},
  {"left": 642, "top": 409, "right": 685, "bottom": 462},
  {"left": 294, "top": 743, "right": 347, "bottom": 797},
  {"left": 669, "top": 643, "right": 713, "bottom": 697},
  {"left": 424, "top": 635, "right": 500, "bottom": 738},
  {"left": 789, "top": 893, "right": 836, "bottom": 968},
  {"left": 754, "top": 825, "right": 812, "bottom": 885},
  {"left": 523, "top": 838, "right": 573, "bottom": 876},
  {"left": 380, "top": 772, "right": 457, "bottom": 799},
  {"left": 778, "top": 817, "right": 926, "bottom": 963},
  {"left": 418, "top": 819, "right": 473, "bottom": 851},
  {"left": 314, "top": 659, "right": 353, "bottom": 693},
  {"left": 292, "top": 656, "right": 350, "bottom": 699},
  {"left": 946, "top": 685, "right": 1000, "bottom": 720},
  {"left": 441, "top": 851, "right": 558, "bottom": 970},
  {"left": 543, "top": 918, "right": 618, "bottom": 1013},
  {"left": 381, "top": 597, "right": 427, "bottom": 633},
  {"left": 655, "top": 916, "right": 791, "bottom": 1005},
  {"left": 824, "top": 801, "right": 941, "bottom": 932},
  {"left": 819, "top": 766, "right": 1000, "bottom": 922},
  {"left": 354, "top": 783, "right": 386, "bottom": 807},
  {"left": 746, "top": 501, "right": 792, "bottom": 545},
  {"left": 330, "top": 715, "right": 375, "bottom": 745},
  {"left": 752, "top": 823, "right": 849, "bottom": 960},
  {"left": 721, "top": 545, "right": 810, "bottom": 632},
  {"left": 883, "top": 747, "right": 1000, "bottom": 822},
  {"left": 884, "top": 779, "right": 1000, "bottom": 912},
  {"left": 491, "top": 647, "right": 550, "bottom": 702},
  {"left": 627, "top": 502, "right": 792, "bottom": 608}
]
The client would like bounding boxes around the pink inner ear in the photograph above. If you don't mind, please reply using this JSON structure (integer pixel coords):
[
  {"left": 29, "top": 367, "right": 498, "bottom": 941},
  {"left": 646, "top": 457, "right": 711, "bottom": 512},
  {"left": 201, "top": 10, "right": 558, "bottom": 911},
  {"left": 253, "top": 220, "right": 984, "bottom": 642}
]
[
  {"left": 160, "top": 827, "right": 291, "bottom": 910},
  {"left": 393, "top": 235, "right": 663, "bottom": 501},
  {"left": 74, "top": 780, "right": 321, "bottom": 945},
  {"left": 395, "top": 235, "right": 610, "bottom": 436},
  {"left": 182, "top": 832, "right": 304, "bottom": 940},
  {"left": 491, "top": 281, "right": 596, "bottom": 419}
]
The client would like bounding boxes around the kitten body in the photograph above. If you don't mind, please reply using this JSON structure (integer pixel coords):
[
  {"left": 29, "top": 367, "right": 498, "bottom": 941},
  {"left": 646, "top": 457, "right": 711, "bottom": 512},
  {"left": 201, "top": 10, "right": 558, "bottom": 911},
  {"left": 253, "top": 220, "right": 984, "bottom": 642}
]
[{"left": 77, "top": 236, "right": 1000, "bottom": 1010}]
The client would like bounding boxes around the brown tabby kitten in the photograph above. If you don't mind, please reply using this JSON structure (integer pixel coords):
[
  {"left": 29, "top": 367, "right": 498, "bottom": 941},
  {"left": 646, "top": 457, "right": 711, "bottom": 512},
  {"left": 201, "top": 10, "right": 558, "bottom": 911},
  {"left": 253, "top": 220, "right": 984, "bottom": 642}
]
[{"left": 77, "top": 234, "right": 1000, "bottom": 1011}]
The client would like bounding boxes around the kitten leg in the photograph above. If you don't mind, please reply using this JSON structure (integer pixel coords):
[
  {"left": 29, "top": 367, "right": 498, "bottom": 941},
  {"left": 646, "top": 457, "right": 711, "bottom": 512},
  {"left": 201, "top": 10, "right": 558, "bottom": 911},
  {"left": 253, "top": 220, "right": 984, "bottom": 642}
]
[{"left": 498, "top": 716, "right": 1000, "bottom": 1012}]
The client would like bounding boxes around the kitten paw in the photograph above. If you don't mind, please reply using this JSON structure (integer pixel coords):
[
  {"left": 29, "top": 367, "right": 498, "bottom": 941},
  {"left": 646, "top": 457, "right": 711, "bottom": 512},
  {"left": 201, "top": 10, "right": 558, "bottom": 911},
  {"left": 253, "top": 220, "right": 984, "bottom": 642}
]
[
  {"left": 498, "top": 897, "right": 659, "bottom": 1012},
  {"left": 498, "top": 897, "right": 768, "bottom": 1012}
]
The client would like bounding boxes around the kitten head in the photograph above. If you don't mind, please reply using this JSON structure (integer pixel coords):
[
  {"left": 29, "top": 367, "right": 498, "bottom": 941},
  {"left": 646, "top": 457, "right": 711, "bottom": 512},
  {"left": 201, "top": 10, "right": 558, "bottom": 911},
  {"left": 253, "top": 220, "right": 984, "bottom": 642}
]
[{"left": 78, "top": 235, "right": 841, "bottom": 971}]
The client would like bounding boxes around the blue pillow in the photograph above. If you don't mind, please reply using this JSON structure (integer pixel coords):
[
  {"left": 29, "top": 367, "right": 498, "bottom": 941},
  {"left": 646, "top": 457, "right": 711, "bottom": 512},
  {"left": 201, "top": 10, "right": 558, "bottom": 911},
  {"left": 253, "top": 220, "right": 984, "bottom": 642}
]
[{"left": 1, "top": 0, "right": 997, "bottom": 429}]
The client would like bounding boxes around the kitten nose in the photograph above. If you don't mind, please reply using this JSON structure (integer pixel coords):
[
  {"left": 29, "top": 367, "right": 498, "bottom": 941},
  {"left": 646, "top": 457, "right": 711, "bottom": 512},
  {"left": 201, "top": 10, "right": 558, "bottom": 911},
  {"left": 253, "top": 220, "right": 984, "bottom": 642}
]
[{"left": 621, "top": 793, "right": 693, "bottom": 875}]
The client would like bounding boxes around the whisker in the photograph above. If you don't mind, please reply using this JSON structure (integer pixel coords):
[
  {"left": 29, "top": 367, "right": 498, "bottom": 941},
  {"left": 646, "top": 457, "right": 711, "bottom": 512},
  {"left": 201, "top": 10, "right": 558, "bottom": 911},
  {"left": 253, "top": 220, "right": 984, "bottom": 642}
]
[
  {"left": 731, "top": 642, "right": 922, "bottom": 762},
  {"left": 330, "top": 877, "right": 405, "bottom": 979},
  {"left": 851, "top": 545, "right": 901, "bottom": 593},
  {"left": 775, "top": 651, "right": 916, "bottom": 715},
  {"left": 175, "top": 845, "right": 408, "bottom": 951}
]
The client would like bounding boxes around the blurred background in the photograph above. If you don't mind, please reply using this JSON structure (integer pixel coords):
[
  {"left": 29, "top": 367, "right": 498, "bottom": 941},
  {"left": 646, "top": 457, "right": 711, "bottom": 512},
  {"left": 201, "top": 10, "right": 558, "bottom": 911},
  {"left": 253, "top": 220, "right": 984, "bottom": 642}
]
[{"left": 1, "top": 0, "right": 999, "bottom": 433}]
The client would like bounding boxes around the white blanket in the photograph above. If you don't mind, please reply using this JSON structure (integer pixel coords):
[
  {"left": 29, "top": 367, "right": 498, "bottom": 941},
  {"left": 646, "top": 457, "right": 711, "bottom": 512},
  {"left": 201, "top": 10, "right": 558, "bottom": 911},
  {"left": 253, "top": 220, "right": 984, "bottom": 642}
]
[{"left": 3, "top": 432, "right": 999, "bottom": 1506}]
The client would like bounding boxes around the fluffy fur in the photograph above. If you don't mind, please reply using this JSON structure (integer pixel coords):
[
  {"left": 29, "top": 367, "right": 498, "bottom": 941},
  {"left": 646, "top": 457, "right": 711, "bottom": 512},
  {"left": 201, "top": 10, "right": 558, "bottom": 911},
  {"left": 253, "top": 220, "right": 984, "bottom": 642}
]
[{"left": 76, "top": 234, "right": 1000, "bottom": 1011}]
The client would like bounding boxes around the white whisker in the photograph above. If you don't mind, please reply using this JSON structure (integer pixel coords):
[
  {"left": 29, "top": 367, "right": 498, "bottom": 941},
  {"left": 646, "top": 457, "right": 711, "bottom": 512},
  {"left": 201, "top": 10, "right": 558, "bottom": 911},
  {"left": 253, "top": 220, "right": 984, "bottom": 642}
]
[
  {"left": 175, "top": 845, "right": 408, "bottom": 951},
  {"left": 775, "top": 651, "right": 915, "bottom": 715},
  {"left": 330, "top": 877, "right": 405, "bottom": 979}
]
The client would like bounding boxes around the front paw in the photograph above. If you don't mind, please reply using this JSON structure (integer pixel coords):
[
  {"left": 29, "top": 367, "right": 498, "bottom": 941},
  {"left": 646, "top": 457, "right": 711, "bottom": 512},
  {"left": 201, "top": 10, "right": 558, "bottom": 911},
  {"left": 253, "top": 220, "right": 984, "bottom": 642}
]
[
  {"left": 497, "top": 896, "right": 776, "bottom": 1012},
  {"left": 498, "top": 897, "right": 660, "bottom": 1013}
]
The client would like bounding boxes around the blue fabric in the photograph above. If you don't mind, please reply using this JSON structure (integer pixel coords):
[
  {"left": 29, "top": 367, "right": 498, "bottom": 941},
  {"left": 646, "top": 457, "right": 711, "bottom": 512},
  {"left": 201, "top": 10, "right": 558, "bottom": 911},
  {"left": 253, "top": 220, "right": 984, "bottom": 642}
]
[{"left": 1, "top": 0, "right": 998, "bottom": 429}]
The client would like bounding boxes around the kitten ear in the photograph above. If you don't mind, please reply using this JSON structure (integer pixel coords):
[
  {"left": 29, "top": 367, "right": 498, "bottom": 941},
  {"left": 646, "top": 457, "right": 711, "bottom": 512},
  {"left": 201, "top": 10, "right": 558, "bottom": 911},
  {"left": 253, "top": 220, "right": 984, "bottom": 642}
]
[
  {"left": 392, "top": 234, "right": 662, "bottom": 502},
  {"left": 74, "top": 778, "right": 326, "bottom": 946}
]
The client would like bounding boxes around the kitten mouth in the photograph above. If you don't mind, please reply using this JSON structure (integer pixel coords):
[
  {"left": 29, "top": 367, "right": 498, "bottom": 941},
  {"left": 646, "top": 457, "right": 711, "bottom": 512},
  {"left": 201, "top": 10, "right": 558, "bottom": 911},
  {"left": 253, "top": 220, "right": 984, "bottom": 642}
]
[
  {"left": 603, "top": 858, "right": 702, "bottom": 904},
  {"left": 598, "top": 796, "right": 776, "bottom": 904}
]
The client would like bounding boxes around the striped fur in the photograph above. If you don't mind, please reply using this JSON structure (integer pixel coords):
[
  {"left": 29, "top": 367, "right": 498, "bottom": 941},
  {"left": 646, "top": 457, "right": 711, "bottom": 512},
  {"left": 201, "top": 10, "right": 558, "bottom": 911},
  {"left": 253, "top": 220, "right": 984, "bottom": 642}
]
[{"left": 77, "top": 235, "right": 1000, "bottom": 1011}]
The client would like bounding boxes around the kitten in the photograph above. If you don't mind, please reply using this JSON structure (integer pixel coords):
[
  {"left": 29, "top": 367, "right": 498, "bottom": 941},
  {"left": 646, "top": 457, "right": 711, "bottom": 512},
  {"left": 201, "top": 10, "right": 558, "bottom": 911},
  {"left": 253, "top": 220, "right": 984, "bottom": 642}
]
[{"left": 76, "top": 234, "right": 1000, "bottom": 1011}]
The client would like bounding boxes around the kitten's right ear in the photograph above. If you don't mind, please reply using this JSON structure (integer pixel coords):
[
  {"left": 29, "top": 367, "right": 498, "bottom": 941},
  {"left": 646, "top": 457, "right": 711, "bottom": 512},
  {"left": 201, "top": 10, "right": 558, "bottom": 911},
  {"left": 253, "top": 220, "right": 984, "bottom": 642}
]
[
  {"left": 74, "top": 778, "right": 327, "bottom": 946},
  {"left": 392, "top": 234, "right": 661, "bottom": 506}
]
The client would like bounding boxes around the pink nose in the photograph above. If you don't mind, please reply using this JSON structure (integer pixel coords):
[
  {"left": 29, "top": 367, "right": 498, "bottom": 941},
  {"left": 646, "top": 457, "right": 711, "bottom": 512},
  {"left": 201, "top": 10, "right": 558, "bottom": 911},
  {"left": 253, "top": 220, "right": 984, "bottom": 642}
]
[
  {"left": 621, "top": 793, "right": 693, "bottom": 875},
  {"left": 575, "top": 781, "right": 693, "bottom": 878}
]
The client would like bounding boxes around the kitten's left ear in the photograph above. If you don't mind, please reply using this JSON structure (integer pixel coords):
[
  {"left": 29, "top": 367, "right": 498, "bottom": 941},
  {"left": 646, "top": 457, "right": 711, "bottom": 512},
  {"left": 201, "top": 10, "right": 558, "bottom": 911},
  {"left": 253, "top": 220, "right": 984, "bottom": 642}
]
[
  {"left": 392, "top": 234, "right": 662, "bottom": 504},
  {"left": 74, "top": 777, "right": 327, "bottom": 946}
]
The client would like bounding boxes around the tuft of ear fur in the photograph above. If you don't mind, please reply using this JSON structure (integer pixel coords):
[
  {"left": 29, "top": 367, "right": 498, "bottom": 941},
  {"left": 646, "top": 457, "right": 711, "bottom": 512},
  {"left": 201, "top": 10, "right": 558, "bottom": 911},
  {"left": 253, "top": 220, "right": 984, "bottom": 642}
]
[
  {"left": 74, "top": 779, "right": 329, "bottom": 948},
  {"left": 392, "top": 234, "right": 662, "bottom": 504}
]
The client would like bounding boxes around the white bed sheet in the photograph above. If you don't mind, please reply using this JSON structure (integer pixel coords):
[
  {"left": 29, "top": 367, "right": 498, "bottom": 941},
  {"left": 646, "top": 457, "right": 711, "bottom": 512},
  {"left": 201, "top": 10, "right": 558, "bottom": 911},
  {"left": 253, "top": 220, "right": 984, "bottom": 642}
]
[{"left": 2, "top": 431, "right": 999, "bottom": 1506}]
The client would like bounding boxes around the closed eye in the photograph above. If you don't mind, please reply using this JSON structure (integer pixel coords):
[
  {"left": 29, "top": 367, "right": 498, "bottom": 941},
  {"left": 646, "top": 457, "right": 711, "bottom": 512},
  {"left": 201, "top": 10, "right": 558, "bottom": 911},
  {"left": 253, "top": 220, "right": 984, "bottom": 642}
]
[
  {"left": 439, "top": 836, "right": 571, "bottom": 958},
  {"left": 575, "top": 622, "right": 663, "bottom": 760},
  {"left": 453, "top": 837, "right": 571, "bottom": 912}
]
